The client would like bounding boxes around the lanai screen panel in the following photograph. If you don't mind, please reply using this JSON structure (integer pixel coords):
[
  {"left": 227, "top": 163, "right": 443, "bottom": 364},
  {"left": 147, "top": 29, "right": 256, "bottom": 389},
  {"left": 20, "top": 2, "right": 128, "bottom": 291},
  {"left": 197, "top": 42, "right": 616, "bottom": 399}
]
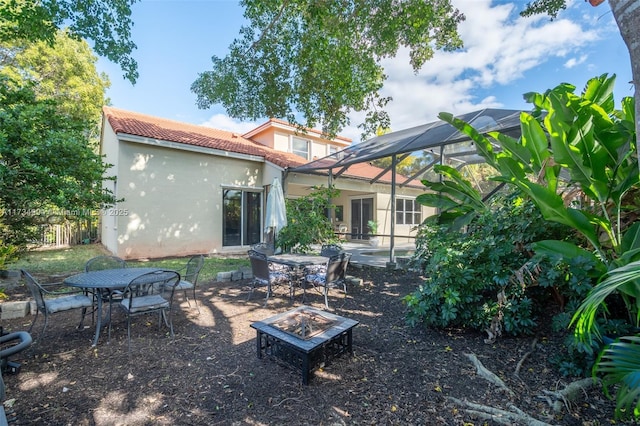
[{"left": 292, "top": 108, "right": 523, "bottom": 175}]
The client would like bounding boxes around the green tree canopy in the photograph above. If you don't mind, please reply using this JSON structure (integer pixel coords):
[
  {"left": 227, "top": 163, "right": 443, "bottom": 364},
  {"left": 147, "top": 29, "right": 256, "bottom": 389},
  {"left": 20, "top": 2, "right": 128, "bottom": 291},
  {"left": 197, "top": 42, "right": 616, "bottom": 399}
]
[
  {"left": 522, "top": 0, "right": 639, "bottom": 158},
  {"left": 0, "top": 30, "right": 110, "bottom": 134},
  {"left": 191, "top": 0, "right": 464, "bottom": 139},
  {"left": 0, "top": 0, "right": 138, "bottom": 83},
  {"left": 0, "top": 78, "right": 116, "bottom": 249}
]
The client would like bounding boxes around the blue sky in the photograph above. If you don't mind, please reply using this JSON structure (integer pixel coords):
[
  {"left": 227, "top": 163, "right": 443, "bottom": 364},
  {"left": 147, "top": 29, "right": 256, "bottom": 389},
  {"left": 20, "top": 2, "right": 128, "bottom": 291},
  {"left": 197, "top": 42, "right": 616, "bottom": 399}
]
[{"left": 97, "top": 0, "right": 633, "bottom": 143}]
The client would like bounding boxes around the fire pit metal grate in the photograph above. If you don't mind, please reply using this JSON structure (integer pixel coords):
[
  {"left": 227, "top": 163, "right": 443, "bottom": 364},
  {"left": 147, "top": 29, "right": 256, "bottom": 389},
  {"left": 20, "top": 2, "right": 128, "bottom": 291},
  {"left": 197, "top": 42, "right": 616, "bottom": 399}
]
[{"left": 270, "top": 309, "right": 338, "bottom": 340}]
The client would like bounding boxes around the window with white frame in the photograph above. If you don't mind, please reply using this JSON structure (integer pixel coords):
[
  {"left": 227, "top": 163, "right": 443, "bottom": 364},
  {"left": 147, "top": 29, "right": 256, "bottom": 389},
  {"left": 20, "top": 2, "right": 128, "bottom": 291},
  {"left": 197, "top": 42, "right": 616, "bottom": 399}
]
[
  {"left": 291, "top": 136, "right": 310, "bottom": 160},
  {"left": 396, "top": 198, "right": 422, "bottom": 225},
  {"left": 328, "top": 145, "right": 337, "bottom": 156}
]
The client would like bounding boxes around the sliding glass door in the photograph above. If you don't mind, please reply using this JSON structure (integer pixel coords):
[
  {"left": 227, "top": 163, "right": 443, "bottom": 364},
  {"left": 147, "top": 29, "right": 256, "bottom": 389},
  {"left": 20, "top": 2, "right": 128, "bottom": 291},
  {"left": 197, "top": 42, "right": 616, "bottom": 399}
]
[
  {"left": 223, "top": 189, "right": 261, "bottom": 247},
  {"left": 350, "top": 197, "right": 373, "bottom": 240}
]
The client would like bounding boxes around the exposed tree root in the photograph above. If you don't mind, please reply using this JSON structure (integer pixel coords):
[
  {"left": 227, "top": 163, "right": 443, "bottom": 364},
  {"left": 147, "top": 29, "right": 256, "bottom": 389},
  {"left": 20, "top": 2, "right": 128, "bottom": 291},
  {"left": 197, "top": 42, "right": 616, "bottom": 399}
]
[
  {"left": 458, "top": 351, "right": 600, "bottom": 424},
  {"left": 464, "top": 353, "right": 514, "bottom": 396},
  {"left": 538, "top": 377, "right": 601, "bottom": 413},
  {"left": 457, "top": 352, "right": 555, "bottom": 425},
  {"left": 447, "top": 397, "right": 555, "bottom": 426},
  {"left": 515, "top": 337, "right": 538, "bottom": 378}
]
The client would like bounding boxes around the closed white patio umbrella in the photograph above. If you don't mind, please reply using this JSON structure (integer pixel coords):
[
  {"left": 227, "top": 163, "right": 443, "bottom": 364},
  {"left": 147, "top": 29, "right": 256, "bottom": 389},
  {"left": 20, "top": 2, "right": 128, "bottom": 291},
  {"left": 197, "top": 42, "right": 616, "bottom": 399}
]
[{"left": 264, "top": 177, "right": 287, "bottom": 247}]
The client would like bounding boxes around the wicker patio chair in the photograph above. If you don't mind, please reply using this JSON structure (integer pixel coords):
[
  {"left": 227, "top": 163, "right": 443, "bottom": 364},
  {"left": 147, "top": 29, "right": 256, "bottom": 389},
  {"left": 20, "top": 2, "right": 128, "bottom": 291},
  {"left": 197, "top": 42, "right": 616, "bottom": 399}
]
[
  {"left": 306, "top": 243, "right": 344, "bottom": 275},
  {"left": 251, "top": 242, "right": 275, "bottom": 256},
  {"left": 320, "top": 244, "right": 343, "bottom": 257}
]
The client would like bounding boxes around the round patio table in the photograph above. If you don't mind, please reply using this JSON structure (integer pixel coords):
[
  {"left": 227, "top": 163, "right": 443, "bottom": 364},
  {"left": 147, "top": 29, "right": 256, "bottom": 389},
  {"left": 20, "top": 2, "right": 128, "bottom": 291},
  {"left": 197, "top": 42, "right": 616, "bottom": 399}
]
[{"left": 64, "top": 268, "right": 177, "bottom": 346}]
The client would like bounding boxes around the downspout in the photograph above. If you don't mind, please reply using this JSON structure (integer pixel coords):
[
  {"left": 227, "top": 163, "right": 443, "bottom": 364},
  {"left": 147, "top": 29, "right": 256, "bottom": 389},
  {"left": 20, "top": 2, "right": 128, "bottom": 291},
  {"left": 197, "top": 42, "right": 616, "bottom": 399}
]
[
  {"left": 282, "top": 168, "right": 289, "bottom": 197},
  {"left": 328, "top": 169, "right": 333, "bottom": 221},
  {"left": 389, "top": 154, "right": 397, "bottom": 267}
]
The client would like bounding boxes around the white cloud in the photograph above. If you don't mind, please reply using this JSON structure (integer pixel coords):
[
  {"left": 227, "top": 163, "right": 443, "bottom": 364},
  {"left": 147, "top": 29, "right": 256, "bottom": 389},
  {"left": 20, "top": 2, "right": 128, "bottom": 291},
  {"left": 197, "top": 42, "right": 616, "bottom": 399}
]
[
  {"left": 200, "top": 114, "right": 258, "bottom": 134},
  {"left": 564, "top": 55, "right": 588, "bottom": 69},
  {"left": 344, "top": 0, "right": 604, "bottom": 142}
]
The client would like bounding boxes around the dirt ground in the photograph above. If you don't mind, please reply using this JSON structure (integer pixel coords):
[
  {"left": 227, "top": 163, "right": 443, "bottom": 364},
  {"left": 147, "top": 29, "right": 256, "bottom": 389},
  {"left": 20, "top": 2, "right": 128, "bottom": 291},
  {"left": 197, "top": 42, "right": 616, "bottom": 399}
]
[{"left": 0, "top": 265, "right": 630, "bottom": 425}]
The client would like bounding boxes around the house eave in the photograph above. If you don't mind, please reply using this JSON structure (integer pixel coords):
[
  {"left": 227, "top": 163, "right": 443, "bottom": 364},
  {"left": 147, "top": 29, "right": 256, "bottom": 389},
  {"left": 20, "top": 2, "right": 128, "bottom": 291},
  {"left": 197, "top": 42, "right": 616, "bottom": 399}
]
[
  {"left": 117, "top": 133, "right": 265, "bottom": 163},
  {"left": 242, "top": 118, "right": 351, "bottom": 145}
]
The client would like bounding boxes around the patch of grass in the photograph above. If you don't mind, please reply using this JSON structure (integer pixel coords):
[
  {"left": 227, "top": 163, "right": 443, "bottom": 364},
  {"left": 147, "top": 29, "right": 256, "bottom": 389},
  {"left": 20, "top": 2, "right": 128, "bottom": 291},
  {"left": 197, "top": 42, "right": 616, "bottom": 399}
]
[
  {"left": 6, "top": 244, "right": 249, "bottom": 283},
  {"left": 7, "top": 244, "right": 111, "bottom": 274},
  {"left": 128, "top": 257, "right": 249, "bottom": 284}
]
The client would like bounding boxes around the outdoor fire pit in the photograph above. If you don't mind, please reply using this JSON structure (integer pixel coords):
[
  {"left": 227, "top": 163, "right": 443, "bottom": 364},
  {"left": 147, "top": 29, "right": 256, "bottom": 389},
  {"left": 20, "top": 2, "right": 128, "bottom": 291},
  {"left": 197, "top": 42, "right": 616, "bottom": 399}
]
[
  {"left": 270, "top": 308, "right": 339, "bottom": 340},
  {"left": 250, "top": 306, "right": 359, "bottom": 384}
]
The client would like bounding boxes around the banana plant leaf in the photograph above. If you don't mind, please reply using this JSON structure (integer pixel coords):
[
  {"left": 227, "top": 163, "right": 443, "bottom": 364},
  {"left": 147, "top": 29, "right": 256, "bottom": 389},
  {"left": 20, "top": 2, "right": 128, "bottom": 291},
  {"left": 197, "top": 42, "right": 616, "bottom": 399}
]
[
  {"left": 532, "top": 240, "right": 604, "bottom": 272},
  {"left": 572, "top": 260, "right": 640, "bottom": 343},
  {"left": 438, "top": 112, "right": 498, "bottom": 169},
  {"left": 520, "top": 112, "right": 551, "bottom": 173},
  {"left": 596, "top": 335, "right": 640, "bottom": 419},
  {"left": 621, "top": 223, "right": 640, "bottom": 257}
]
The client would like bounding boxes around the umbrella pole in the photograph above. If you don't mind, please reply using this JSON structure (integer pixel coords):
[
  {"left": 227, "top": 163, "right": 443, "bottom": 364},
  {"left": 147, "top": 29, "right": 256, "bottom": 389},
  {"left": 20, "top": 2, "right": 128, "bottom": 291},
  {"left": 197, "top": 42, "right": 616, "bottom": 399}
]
[{"left": 265, "top": 227, "right": 275, "bottom": 250}]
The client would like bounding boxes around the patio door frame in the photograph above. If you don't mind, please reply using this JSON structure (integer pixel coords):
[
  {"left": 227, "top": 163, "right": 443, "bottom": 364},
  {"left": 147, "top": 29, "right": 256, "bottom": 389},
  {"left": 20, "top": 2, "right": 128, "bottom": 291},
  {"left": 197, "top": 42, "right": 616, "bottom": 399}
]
[
  {"left": 350, "top": 197, "right": 374, "bottom": 240},
  {"left": 222, "top": 187, "right": 262, "bottom": 247}
]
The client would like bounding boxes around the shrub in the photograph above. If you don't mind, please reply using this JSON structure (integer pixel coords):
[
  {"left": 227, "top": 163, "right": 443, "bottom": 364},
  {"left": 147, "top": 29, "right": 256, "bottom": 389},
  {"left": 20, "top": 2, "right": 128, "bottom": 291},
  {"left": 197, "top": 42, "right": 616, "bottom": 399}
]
[
  {"left": 276, "top": 185, "right": 341, "bottom": 253},
  {"left": 405, "top": 192, "right": 575, "bottom": 337}
]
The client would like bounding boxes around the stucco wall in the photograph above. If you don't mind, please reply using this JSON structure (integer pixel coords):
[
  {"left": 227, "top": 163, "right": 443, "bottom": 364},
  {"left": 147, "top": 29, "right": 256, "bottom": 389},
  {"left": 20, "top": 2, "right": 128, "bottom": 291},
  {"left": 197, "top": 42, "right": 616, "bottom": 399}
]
[
  {"left": 285, "top": 172, "right": 433, "bottom": 245},
  {"left": 251, "top": 132, "right": 274, "bottom": 149},
  {"left": 375, "top": 192, "right": 434, "bottom": 245},
  {"left": 100, "top": 120, "right": 121, "bottom": 254},
  {"left": 112, "top": 141, "right": 263, "bottom": 259},
  {"left": 273, "top": 132, "right": 290, "bottom": 153}
]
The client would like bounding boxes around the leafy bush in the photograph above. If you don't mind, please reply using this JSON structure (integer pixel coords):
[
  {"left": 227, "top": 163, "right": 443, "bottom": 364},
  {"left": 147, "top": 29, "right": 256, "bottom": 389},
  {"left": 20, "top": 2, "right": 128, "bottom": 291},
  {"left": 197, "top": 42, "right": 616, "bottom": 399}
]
[
  {"left": 0, "top": 242, "right": 17, "bottom": 271},
  {"left": 276, "top": 186, "right": 341, "bottom": 253},
  {"left": 405, "top": 192, "right": 575, "bottom": 336}
]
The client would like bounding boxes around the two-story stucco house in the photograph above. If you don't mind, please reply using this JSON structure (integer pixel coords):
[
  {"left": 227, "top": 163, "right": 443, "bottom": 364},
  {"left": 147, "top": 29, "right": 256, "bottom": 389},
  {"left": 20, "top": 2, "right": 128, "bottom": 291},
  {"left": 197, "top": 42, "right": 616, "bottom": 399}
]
[{"left": 100, "top": 107, "right": 430, "bottom": 259}]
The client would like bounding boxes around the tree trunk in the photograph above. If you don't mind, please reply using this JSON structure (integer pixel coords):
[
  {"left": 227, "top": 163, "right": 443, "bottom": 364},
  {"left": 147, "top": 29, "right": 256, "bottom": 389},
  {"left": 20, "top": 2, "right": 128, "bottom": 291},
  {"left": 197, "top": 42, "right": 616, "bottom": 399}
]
[{"left": 609, "top": 1, "right": 640, "bottom": 157}]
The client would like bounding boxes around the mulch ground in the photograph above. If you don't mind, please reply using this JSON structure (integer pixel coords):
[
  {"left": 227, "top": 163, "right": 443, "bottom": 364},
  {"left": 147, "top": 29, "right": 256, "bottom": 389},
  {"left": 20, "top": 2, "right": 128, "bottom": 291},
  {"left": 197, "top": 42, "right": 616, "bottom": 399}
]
[{"left": 0, "top": 265, "right": 630, "bottom": 425}]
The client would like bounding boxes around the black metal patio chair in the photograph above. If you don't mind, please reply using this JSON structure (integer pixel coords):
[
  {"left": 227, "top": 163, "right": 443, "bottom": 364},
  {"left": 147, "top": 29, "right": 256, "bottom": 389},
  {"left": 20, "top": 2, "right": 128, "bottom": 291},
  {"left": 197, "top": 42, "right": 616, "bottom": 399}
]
[
  {"left": 303, "top": 252, "right": 352, "bottom": 309},
  {"left": 117, "top": 270, "right": 181, "bottom": 350},
  {"left": 174, "top": 254, "right": 205, "bottom": 311},
  {"left": 85, "top": 256, "right": 127, "bottom": 272},
  {"left": 21, "top": 270, "right": 95, "bottom": 339},
  {"left": 247, "top": 249, "right": 292, "bottom": 305},
  {"left": 85, "top": 255, "right": 128, "bottom": 338}
]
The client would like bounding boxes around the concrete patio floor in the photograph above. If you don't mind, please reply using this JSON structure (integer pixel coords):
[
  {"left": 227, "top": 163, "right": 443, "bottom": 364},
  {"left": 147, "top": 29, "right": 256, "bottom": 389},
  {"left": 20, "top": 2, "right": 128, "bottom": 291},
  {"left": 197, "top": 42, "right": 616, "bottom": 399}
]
[{"left": 327, "top": 241, "right": 416, "bottom": 269}]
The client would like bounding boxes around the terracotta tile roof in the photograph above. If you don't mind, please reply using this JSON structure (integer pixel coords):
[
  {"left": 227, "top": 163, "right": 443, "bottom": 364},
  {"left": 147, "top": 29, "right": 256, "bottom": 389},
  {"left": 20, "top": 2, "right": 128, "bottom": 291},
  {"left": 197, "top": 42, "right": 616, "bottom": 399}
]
[
  {"left": 102, "top": 107, "right": 306, "bottom": 169},
  {"left": 305, "top": 162, "right": 423, "bottom": 187},
  {"left": 102, "top": 107, "right": 420, "bottom": 186}
]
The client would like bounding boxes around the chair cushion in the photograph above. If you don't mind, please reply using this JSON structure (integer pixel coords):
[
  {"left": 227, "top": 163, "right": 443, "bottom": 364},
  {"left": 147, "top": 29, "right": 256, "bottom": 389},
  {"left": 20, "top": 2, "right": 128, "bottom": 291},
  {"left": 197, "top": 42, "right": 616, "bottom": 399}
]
[
  {"left": 46, "top": 294, "right": 94, "bottom": 313},
  {"left": 305, "top": 265, "right": 327, "bottom": 275},
  {"left": 121, "top": 295, "right": 169, "bottom": 313},
  {"left": 254, "top": 271, "right": 290, "bottom": 286},
  {"left": 305, "top": 273, "right": 327, "bottom": 286},
  {"left": 254, "top": 276, "right": 269, "bottom": 286},
  {"left": 269, "top": 263, "right": 289, "bottom": 272},
  {"left": 175, "top": 280, "right": 194, "bottom": 290},
  {"left": 270, "top": 271, "right": 290, "bottom": 284}
]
